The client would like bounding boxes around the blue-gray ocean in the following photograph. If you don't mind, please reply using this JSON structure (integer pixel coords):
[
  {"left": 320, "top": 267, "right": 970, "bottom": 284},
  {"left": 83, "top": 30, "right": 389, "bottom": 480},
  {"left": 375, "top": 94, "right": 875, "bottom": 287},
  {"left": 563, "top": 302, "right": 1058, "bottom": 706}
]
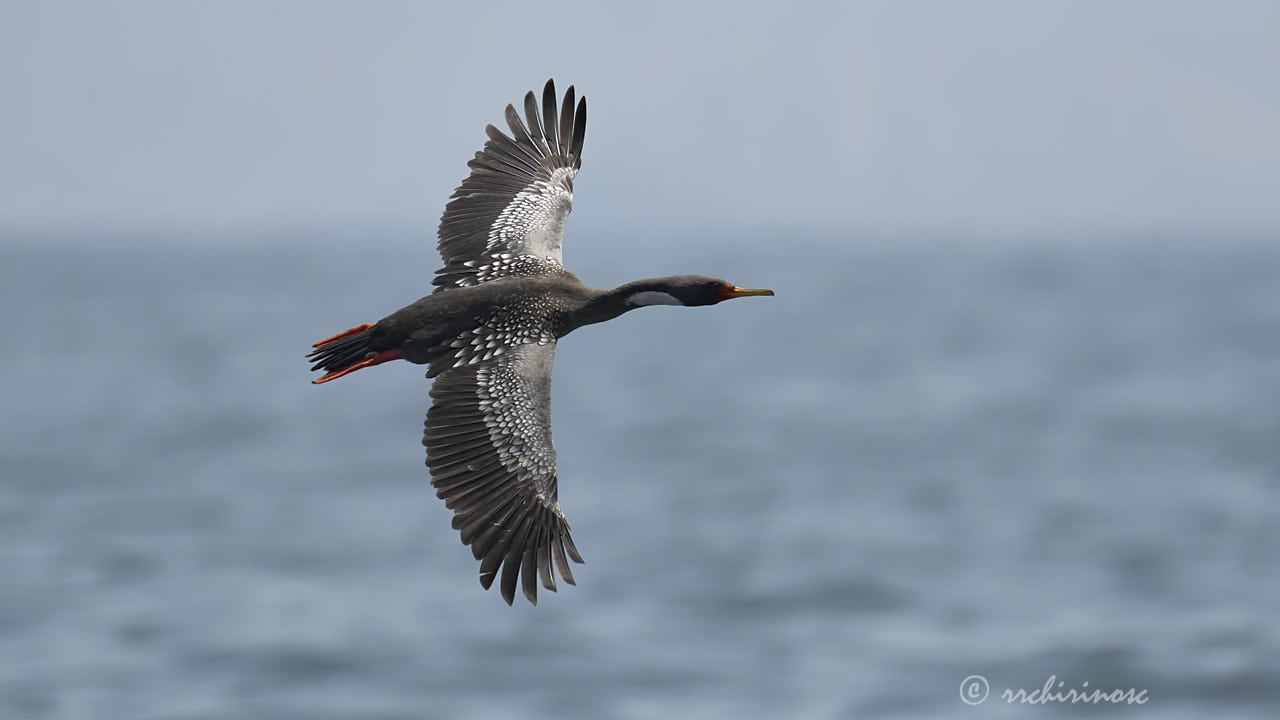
[{"left": 2, "top": 235, "right": 1278, "bottom": 719}]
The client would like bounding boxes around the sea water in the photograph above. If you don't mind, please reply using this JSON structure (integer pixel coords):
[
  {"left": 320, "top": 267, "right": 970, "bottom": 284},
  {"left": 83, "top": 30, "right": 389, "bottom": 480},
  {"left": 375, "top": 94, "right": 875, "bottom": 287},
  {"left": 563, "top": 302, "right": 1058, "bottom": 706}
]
[{"left": 1, "top": 235, "right": 1277, "bottom": 719}]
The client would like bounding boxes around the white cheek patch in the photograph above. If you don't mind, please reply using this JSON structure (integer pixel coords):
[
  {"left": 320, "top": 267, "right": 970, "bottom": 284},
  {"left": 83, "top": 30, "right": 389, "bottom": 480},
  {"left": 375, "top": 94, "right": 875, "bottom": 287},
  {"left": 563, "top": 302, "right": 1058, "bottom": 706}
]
[{"left": 627, "top": 291, "right": 683, "bottom": 306}]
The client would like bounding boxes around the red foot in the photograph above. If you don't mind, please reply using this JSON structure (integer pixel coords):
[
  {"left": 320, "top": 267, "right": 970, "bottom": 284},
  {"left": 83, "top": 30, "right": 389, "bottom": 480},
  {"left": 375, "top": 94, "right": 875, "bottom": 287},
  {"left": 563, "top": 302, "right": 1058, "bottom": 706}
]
[
  {"left": 312, "top": 349, "right": 402, "bottom": 384},
  {"left": 312, "top": 323, "right": 374, "bottom": 348}
]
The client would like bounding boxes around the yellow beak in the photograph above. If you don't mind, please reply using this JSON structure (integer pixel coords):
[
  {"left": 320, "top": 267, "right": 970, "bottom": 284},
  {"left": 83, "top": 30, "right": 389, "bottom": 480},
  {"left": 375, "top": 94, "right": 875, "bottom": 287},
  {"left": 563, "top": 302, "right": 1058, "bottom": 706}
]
[{"left": 720, "top": 286, "right": 775, "bottom": 299}]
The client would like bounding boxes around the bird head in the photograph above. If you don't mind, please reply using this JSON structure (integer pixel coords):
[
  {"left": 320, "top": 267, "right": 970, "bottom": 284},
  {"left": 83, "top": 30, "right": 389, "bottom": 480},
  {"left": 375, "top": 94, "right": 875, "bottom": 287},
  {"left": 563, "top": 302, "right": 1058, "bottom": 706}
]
[{"left": 625, "top": 275, "right": 775, "bottom": 307}]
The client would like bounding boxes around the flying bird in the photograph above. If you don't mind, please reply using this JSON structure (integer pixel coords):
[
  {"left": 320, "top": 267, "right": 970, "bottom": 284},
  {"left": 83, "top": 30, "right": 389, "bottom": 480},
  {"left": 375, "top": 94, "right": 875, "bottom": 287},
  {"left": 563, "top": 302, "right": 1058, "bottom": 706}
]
[{"left": 308, "top": 80, "right": 773, "bottom": 605}]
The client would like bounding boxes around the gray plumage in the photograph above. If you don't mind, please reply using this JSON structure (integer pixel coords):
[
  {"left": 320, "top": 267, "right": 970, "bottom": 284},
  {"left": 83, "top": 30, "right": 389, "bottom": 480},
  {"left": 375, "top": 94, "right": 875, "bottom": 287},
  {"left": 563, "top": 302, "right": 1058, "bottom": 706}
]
[{"left": 307, "top": 80, "right": 772, "bottom": 605}]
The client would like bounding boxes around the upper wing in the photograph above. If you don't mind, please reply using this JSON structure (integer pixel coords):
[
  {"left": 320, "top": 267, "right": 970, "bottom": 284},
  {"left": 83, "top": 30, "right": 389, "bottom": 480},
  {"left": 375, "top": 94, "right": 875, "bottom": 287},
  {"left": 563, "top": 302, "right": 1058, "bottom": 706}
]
[
  {"left": 424, "top": 341, "right": 584, "bottom": 605},
  {"left": 433, "top": 79, "right": 587, "bottom": 291}
]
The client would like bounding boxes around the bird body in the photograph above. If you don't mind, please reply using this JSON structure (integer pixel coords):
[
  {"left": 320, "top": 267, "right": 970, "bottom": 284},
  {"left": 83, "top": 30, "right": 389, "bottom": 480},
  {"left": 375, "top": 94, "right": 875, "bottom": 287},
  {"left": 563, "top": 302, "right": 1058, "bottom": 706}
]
[{"left": 309, "top": 81, "right": 771, "bottom": 604}]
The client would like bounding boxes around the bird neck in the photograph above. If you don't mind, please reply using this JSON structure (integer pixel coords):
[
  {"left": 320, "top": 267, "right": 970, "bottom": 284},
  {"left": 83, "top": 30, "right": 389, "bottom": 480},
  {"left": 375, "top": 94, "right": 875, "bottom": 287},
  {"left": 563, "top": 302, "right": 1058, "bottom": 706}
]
[{"left": 569, "top": 278, "right": 687, "bottom": 330}]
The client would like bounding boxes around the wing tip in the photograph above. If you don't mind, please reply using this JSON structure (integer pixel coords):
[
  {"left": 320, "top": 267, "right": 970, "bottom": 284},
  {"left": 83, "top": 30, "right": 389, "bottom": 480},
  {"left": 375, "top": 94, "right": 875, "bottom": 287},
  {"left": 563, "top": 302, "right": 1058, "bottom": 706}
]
[{"left": 457, "top": 506, "right": 584, "bottom": 605}]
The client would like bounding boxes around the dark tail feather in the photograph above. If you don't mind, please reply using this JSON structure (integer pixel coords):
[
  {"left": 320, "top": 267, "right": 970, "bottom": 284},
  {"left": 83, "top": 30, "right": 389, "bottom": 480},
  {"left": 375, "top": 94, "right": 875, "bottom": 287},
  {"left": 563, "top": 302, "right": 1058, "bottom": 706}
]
[{"left": 308, "top": 323, "right": 399, "bottom": 384}]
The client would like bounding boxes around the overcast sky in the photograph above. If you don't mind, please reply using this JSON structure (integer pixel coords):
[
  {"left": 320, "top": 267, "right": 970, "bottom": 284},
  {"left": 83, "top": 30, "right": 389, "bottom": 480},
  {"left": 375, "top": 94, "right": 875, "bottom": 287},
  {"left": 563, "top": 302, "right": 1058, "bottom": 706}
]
[{"left": 2, "top": 1, "right": 1278, "bottom": 242}]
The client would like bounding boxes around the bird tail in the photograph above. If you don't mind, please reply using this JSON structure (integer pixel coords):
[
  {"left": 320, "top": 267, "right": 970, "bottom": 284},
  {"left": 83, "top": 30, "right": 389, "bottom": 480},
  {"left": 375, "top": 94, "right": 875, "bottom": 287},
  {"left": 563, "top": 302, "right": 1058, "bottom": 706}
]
[{"left": 307, "top": 323, "right": 400, "bottom": 384}]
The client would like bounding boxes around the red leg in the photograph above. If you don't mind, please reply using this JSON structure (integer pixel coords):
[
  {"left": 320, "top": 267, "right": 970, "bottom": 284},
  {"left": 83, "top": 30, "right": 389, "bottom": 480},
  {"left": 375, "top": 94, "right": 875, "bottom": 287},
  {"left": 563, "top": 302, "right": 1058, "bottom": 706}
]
[
  {"left": 311, "top": 348, "right": 402, "bottom": 384},
  {"left": 312, "top": 323, "right": 374, "bottom": 348}
]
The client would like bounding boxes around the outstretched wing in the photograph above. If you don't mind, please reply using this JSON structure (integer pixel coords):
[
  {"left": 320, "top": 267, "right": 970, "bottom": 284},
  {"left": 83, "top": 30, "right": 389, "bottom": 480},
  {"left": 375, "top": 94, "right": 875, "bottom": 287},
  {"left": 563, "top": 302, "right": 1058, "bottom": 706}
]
[
  {"left": 424, "top": 342, "right": 583, "bottom": 605},
  {"left": 434, "top": 79, "right": 587, "bottom": 291}
]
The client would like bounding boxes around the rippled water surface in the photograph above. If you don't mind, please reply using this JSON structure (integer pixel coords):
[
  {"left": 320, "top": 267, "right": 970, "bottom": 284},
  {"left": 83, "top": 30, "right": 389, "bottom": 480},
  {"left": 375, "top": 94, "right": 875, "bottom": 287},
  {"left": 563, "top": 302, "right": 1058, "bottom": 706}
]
[{"left": 2, "top": 237, "right": 1278, "bottom": 719}]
